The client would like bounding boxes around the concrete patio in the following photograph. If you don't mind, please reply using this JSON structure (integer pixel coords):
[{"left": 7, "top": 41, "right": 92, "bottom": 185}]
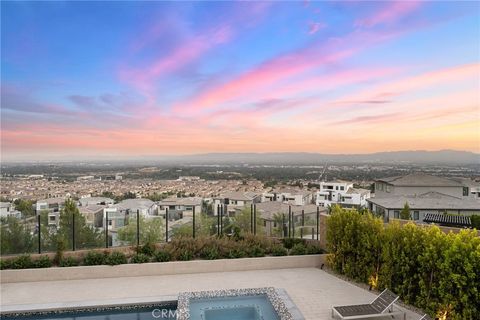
[{"left": 1, "top": 267, "right": 422, "bottom": 319}]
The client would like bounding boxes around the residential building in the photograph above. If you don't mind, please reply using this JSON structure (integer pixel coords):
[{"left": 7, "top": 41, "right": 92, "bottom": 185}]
[
  {"left": 35, "top": 197, "right": 66, "bottom": 227},
  {"left": 78, "top": 196, "right": 114, "bottom": 207},
  {"left": 158, "top": 197, "right": 202, "bottom": 220},
  {"left": 367, "top": 191, "right": 480, "bottom": 222},
  {"left": 0, "top": 202, "right": 22, "bottom": 219},
  {"left": 373, "top": 173, "right": 475, "bottom": 199},
  {"left": 112, "top": 198, "right": 158, "bottom": 217},
  {"left": 261, "top": 189, "right": 313, "bottom": 206},
  {"left": 213, "top": 192, "right": 261, "bottom": 216},
  {"left": 315, "top": 181, "right": 370, "bottom": 208}
]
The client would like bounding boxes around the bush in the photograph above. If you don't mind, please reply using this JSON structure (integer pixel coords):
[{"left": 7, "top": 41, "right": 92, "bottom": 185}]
[
  {"left": 306, "top": 244, "right": 323, "bottom": 255},
  {"left": 248, "top": 245, "right": 265, "bottom": 257},
  {"left": 326, "top": 207, "right": 480, "bottom": 319},
  {"left": 178, "top": 250, "right": 193, "bottom": 261},
  {"left": 290, "top": 243, "right": 307, "bottom": 255},
  {"left": 83, "top": 251, "right": 106, "bottom": 266},
  {"left": 271, "top": 245, "right": 288, "bottom": 256},
  {"left": 105, "top": 251, "right": 127, "bottom": 265},
  {"left": 131, "top": 253, "right": 150, "bottom": 264},
  {"left": 137, "top": 243, "right": 155, "bottom": 256},
  {"left": 10, "top": 255, "right": 34, "bottom": 269},
  {"left": 152, "top": 250, "right": 171, "bottom": 262},
  {"left": 0, "top": 259, "right": 12, "bottom": 270},
  {"left": 200, "top": 246, "right": 220, "bottom": 260},
  {"left": 59, "top": 256, "right": 79, "bottom": 267},
  {"left": 282, "top": 238, "right": 305, "bottom": 249},
  {"left": 471, "top": 215, "right": 480, "bottom": 229},
  {"left": 33, "top": 255, "right": 52, "bottom": 268},
  {"left": 227, "top": 248, "right": 247, "bottom": 259}
]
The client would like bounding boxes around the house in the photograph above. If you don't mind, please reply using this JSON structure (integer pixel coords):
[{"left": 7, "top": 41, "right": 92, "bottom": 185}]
[
  {"left": 112, "top": 198, "right": 158, "bottom": 217},
  {"left": 158, "top": 197, "right": 202, "bottom": 220},
  {"left": 213, "top": 192, "right": 261, "bottom": 216},
  {"left": 35, "top": 197, "right": 66, "bottom": 227},
  {"left": 373, "top": 173, "right": 475, "bottom": 199},
  {"left": 0, "top": 202, "right": 22, "bottom": 219},
  {"left": 367, "top": 191, "right": 480, "bottom": 222},
  {"left": 261, "top": 189, "right": 313, "bottom": 206},
  {"left": 315, "top": 181, "right": 370, "bottom": 208},
  {"left": 78, "top": 197, "right": 114, "bottom": 207},
  {"left": 255, "top": 202, "right": 328, "bottom": 236}
]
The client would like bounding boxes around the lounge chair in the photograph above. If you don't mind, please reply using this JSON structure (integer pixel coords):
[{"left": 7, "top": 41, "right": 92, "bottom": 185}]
[{"left": 331, "top": 288, "right": 405, "bottom": 319}]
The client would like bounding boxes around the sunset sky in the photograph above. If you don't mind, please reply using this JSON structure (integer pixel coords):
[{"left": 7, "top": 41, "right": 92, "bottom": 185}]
[{"left": 1, "top": 1, "right": 479, "bottom": 161}]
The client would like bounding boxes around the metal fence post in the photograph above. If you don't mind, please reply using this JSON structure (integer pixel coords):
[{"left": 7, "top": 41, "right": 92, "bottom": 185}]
[
  {"left": 253, "top": 204, "right": 257, "bottom": 235},
  {"left": 105, "top": 211, "right": 109, "bottom": 248},
  {"left": 217, "top": 204, "right": 220, "bottom": 236},
  {"left": 136, "top": 210, "right": 140, "bottom": 248},
  {"left": 37, "top": 214, "right": 41, "bottom": 254},
  {"left": 165, "top": 208, "right": 169, "bottom": 243},
  {"left": 292, "top": 210, "right": 295, "bottom": 238},
  {"left": 288, "top": 205, "right": 291, "bottom": 237},
  {"left": 282, "top": 213, "right": 285, "bottom": 238},
  {"left": 192, "top": 206, "right": 196, "bottom": 239},
  {"left": 301, "top": 209, "right": 305, "bottom": 239},
  {"left": 220, "top": 204, "right": 223, "bottom": 235},
  {"left": 72, "top": 212, "right": 76, "bottom": 251},
  {"left": 250, "top": 203, "right": 253, "bottom": 233},
  {"left": 316, "top": 206, "right": 320, "bottom": 241}
]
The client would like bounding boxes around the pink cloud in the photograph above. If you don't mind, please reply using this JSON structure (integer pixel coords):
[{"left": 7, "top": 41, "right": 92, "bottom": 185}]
[
  {"left": 355, "top": 1, "right": 422, "bottom": 28},
  {"left": 308, "top": 21, "right": 325, "bottom": 35}
]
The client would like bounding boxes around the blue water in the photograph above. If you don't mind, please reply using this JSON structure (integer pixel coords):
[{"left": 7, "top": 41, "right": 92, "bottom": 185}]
[
  {"left": 1, "top": 305, "right": 177, "bottom": 320},
  {"left": 189, "top": 295, "right": 280, "bottom": 320}
]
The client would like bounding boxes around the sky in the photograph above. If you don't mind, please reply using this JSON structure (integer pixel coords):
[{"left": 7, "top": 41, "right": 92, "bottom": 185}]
[{"left": 1, "top": 1, "right": 479, "bottom": 161}]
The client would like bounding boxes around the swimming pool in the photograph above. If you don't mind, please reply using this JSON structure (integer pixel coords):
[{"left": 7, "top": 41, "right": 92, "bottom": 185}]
[
  {"left": 1, "top": 302, "right": 177, "bottom": 320},
  {"left": 177, "top": 287, "right": 294, "bottom": 320}
]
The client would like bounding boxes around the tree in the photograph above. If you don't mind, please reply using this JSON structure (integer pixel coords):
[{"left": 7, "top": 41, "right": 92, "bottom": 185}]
[
  {"left": 400, "top": 202, "right": 411, "bottom": 220},
  {"left": 13, "top": 199, "right": 34, "bottom": 217},
  {"left": 117, "top": 216, "right": 164, "bottom": 245},
  {"left": 230, "top": 207, "right": 264, "bottom": 236},
  {"left": 57, "top": 199, "right": 103, "bottom": 250},
  {"left": 0, "top": 216, "right": 35, "bottom": 255}
]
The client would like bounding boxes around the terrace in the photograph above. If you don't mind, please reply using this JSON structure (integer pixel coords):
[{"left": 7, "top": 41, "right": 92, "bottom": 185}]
[{"left": 1, "top": 262, "right": 421, "bottom": 319}]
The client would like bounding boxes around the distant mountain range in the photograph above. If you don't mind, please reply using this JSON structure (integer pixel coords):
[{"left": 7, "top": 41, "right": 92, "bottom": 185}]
[{"left": 157, "top": 150, "right": 479, "bottom": 165}]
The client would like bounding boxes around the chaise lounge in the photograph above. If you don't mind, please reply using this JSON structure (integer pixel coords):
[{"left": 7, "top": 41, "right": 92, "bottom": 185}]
[{"left": 331, "top": 288, "right": 406, "bottom": 319}]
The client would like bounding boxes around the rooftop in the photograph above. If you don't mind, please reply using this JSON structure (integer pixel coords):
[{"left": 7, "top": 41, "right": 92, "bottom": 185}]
[
  {"left": 377, "top": 173, "right": 464, "bottom": 187},
  {"left": 367, "top": 191, "right": 480, "bottom": 210}
]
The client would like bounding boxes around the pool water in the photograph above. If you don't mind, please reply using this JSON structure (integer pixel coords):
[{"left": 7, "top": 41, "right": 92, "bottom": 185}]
[
  {"left": 1, "top": 304, "right": 177, "bottom": 320},
  {"left": 189, "top": 295, "right": 280, "bottom": 320}
]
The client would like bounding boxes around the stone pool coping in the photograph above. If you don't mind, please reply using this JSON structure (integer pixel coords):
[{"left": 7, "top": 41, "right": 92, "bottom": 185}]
[{"left": 177, "top": 287, "right": 300, "bottom": 320}]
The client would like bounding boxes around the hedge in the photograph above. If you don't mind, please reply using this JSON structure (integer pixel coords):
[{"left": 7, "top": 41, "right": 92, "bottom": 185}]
[{"left": 326, "top": 206, "right": 480, "bottom": 319}]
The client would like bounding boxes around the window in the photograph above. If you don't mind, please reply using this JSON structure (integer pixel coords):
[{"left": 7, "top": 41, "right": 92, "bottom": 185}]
[
  {"left": 414, "top": 211, "right": 419, "bottom": 220},
  {"left": 386, "top": 185, "right": 391, "bottom": 192},
  {"left": 463, "top": 187, "right": 469, "bottom": 196},
  {"left": 335, "top": 186, "right": 338, "bottom": 190},
  {"left": 394, "top": 211, "right": 399, "bottom": 219},
  {"left": 340, "top": 186, "right": 344, "bottom": 190}
]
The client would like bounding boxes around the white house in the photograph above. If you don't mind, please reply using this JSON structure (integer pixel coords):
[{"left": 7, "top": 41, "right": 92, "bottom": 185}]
[
  {"left": 112, "top": 198, "right": 158, "bottom": 217},
  {"left": 78, "top": 196, "right": 114, "bottom": 207},
  {"left": 158, "top": 197, "right": 202, "bottom": 219},
  {"left": 35, "top": 197, "right": 66, "bottom": 227},
  {"left": 0, "top": 202, "right": 22, "bottom": 219},
  {"left": 261, "top": 189, "right": 313, "bottom": 206},
  {"left": 315, "top": 181, "right": 370, "bottom": 208}
]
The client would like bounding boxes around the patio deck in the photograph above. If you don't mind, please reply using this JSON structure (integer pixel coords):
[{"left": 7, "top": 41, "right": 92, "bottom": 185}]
[{"left": 1, "top": 268, "right": 422, "bottom": 319}]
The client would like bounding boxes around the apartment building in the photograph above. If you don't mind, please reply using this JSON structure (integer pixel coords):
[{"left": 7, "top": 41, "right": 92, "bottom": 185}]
[
  {"left": 213, "top": 192, "right": 261, "bottom": 216},
  {"left": 261, "top": 189, "right": 313, "bottom": 206},
  {"left": 315, "top": 181, "right": 370, "bottom": 208},
  {"left": 112, "top": 198, "right": 158, "bottom": 217}
]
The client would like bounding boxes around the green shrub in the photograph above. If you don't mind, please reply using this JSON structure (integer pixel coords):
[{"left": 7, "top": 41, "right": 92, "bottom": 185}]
[
  {"left": 271, "top": 245, "right": 288, "bottom": 256},
  {"left": 248, "top": 245, "right": 265, "bottom": 257},
  {"left": 282, "top": 238, "right": 305, "bottom": 249},
  {"left": 227, "top": 248, "right": 247, "bottom": 259},
  {"left": 152, "top": 250, "right": 171, "bottom": 262},
  {"left": 59, "top": 256, "right": 79, "bottom": 267},
  {"left": 131, "top": 253, "right": 150, "bottom": 264},
  {"left": 200, "top": 246, "right": 220, "bottom": 260},
  {"left": 33, "top": 255, "right": 52, "bottom": 268},
  {"left": 0, "top": 259, "right": 12, "bottom": 269},
  {"left": 137, "top": 242, "right": 155, "bottom": 256},
  {"left": 471, "top": 215, "right": 480, "bottom": 229},
  {"left": 306, "top": 244, "right": 323, "bottom": 255},
  {"left": 326, "top": 207, "right": 480, "bottom": 319},
  {"left": 10, "top": 255, "right": 34, "bottom": 269},
  {"left": 105, "top": 251, "right": 127, "bottom": 265},
  {"left": 83, "top": 251, "right": 106, "bottom": 266},
  {"left": 178, "top": 250, "right": 193, "bottom": 261},
  {"left": 290, "top": 243, "right": 307, "bottom": 255}
]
